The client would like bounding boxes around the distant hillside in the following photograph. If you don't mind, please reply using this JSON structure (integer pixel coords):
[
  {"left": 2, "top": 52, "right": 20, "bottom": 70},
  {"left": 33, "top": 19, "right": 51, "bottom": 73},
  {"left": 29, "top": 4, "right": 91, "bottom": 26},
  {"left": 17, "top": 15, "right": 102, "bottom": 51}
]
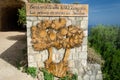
[{"left": 88, "top": 25, "right": 120, "bottom": 80}]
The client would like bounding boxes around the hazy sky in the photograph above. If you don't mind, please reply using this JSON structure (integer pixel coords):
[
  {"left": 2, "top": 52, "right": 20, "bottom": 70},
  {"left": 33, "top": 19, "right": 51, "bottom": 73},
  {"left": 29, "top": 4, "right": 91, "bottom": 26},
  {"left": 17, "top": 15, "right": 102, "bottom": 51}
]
[{"left": 60, "top": 0, "right": 120, "bottom": 25}]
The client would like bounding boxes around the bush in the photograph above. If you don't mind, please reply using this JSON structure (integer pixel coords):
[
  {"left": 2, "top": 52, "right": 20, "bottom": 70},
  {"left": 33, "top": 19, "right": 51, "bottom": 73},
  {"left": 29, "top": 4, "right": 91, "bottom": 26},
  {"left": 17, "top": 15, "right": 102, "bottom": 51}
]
[
  {"left": 88, "top": 25, "right": 120, "bottom": 80},
  {"left": 18, "top": 6, "right": 26, "bottom": 25},
  {"left": 25, "top": 67, "right": 37, "bottom": 78},
  {"left": 41, "top": 68, "right": 54, "bottom": 80}
]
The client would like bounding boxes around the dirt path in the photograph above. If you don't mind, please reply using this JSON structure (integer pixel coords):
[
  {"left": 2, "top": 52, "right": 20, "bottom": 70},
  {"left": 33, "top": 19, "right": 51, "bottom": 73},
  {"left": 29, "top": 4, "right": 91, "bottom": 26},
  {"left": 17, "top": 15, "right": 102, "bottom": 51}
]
[{"left": 0, "top": 31, "right": 36, "bottom": 80}]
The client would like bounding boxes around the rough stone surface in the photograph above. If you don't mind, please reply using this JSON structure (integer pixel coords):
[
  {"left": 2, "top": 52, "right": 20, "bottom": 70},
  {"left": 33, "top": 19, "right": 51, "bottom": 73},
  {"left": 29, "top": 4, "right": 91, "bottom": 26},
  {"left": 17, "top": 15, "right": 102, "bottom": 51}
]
[
  {"left": 26, "top": 16, "right": 102, "bottom": 80},
  {"left": 27, "top": 17, "right": 38, "bottom": 21},
  {"left": 27, "top": 21, "right": 32, "bottom": 28}
]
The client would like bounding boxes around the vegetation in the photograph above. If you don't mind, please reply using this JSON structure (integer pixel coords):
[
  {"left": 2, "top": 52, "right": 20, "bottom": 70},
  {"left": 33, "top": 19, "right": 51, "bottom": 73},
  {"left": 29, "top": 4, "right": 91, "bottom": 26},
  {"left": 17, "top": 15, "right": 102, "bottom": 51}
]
[
  {"left": 25, "top": 67, "right": 37, "bottom": 78},
  {"left": 41, "top": 68, "right": 54, "bottom": 80},
  {"left": 18, "top": 6, "right": 26, "bottom": 25},
  {"left": 41, "top": 68, "right": 78, "bottom": 80},
  {"left": 87, "top": 47, "right": 104, "bottom": 64},
  {"left": 59, "top": 73, "right": 78, "bottom": 80},
  {"left": 17, "top": 0, "right": 60, "bottom": 25},
  {"left": 89, "top": 25, "right": 120, "bottom": 80}
]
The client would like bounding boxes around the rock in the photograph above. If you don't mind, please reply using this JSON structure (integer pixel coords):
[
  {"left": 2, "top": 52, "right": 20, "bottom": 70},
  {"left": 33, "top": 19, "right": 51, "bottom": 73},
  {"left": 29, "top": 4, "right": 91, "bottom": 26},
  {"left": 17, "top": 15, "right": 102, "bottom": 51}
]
[
  {"left": 90, "top": 75, "right": 96, "bottom": 80},
  {"left": 83, "top": 74, "right": 90, "bottom": 80}
]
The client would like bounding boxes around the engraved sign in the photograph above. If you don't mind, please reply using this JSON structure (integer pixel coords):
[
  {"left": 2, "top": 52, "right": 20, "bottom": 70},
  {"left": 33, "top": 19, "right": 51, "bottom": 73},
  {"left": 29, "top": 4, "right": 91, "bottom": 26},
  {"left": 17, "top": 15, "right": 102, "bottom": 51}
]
[{"left": 26, "top": 3, "right": 88, "bottom": 16}]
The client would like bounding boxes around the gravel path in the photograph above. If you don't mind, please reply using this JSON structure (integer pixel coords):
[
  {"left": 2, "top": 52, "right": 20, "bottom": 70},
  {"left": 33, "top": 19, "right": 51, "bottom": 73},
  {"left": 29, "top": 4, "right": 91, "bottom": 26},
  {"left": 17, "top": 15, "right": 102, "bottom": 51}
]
[{"left": 0, "top": 31, "right": 36, "bottom": 80}]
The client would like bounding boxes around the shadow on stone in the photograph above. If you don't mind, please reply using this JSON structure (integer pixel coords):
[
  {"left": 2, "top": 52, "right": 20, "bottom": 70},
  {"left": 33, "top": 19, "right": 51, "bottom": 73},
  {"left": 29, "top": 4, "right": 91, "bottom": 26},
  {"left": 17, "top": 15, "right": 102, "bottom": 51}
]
[{"left": 0, "top": 33, "right": 27, "bottom": 67}]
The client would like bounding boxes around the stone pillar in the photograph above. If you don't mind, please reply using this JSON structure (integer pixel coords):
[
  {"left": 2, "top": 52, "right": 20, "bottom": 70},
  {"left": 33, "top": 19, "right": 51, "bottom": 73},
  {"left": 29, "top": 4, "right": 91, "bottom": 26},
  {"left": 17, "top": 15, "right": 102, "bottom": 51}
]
[{"left": 26, "top": 3, "right": 88, "bottom": 80}]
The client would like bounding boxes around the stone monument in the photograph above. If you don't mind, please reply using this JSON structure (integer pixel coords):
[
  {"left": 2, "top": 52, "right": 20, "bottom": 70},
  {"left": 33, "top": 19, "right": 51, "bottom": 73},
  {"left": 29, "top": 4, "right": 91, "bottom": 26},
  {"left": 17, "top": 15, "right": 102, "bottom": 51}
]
[{"left": 26, "top": 3, "right": 88, "bottom": 79}]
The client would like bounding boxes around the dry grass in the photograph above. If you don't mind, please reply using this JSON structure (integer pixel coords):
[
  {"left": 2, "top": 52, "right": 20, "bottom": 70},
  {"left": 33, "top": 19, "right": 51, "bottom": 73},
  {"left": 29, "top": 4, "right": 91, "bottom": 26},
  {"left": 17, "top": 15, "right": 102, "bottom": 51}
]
[{"left": 87, "top": 47, "right": 104, "bottom": 65}]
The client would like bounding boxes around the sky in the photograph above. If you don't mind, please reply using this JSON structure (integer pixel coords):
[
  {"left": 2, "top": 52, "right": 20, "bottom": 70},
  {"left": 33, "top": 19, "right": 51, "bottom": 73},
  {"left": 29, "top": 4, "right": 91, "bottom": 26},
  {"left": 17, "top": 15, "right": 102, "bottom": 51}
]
[{"left": 60, "top": 0, "right": 120, "bottom": 25}]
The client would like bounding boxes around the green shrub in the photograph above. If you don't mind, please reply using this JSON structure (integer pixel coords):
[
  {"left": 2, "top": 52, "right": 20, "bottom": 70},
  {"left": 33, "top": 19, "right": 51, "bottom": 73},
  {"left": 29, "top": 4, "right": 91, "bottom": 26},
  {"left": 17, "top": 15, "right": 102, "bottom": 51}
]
[
  {"left": 41, "top": 68, "right": 54, "bottom": 80},
  {"left": 89, "top": 25, "right": 120, "bottom": 80},
  {"left": 59, "top": 73, "right": 78, "bottom": 80},
  {"left": 71, "top": 73, "right": 78, "bottom": 80},
  {"left": 41, "top": 68, "right": 78, "bottom": 80},
  {"left": 25, "top": 67, "right": 37, "bottom": 78},
  {"left": 17, "top": 6, "right": 26, "bottom": 25}
]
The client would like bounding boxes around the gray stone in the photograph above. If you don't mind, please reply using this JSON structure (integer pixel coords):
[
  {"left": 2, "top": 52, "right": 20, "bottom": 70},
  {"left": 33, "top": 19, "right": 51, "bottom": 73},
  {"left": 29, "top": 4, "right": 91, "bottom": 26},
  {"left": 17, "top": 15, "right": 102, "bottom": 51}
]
[
  {"left": 98, "top": 71, "right": 102, "bottom": 74},
  {"left": 28, "top": 55, "right": 35, "bottom": 63},
  {"left": 96, "top": 74, "right": 102, "bottom": 80},
  {"left": 82, "top": 37, "right": 88, "bottom": 45},
  {"left": 26, "top": 17, "right": 32, "bottom": 21},
  {"left": 78, "top": 76, "right": 83, "bottom": 80},
  {"left": 69, "top": 68, "right": 78, "bottom": 74},
  {"left": 78, "top": 66, "right": 85, "bottom": 76},
  {"left": 50, "top": 17, "right": 59, "bottom": 20},
  {"left": 83, "top": 30, "right": 88, "bottom": 37},
  {"left": 69, "top": 52, "right": 73, "bottom": 60},
  {"left": 74, "top": 60, "right": 81, "bottom": 69},
  {"left": 83, "top": 74, "right": 90, "bottom": 80},
  {"left": 58, "top": 48, "right": 65, "bottom": 55},
  {"left": 28, "top": 62, "right": 37, "bottom": 67},
  {"left": 34, "top": 54, "right": 42, "bottom": 62},
  {"left": 81, "top": 20, "right": 88, "bottom": 30},
  {"left": 72, "top": 20, "right": 77, "bottom": 25},
  {"left": 66, "top": 20, "right": 72, "bottom": 26},
  {"left": 79, "top": 51, "right": 87, "bottom": 59},
  {"left": 83, "top": 17, "right": 88, "bottom": 20},
  {"left": 58, "top": 53, "right": 64, "bottom": 61},
  {"left": 81, "top": 59, "right": 87, "bottom": 66},
  {"left": 95, "top": 64, "right": 101, "bottom": 70},
  {"left": 37, "top": 62, "right": 45, "bottom": 68},
  {"left": 86, "top": 70, "right": 92, "bottom": 76},
  {"left": 33, "top": 21, "right": 40, "bottom": 26},
  {"left": 71, "top": 48, "right": 75, "bottom": 54},
  {"left": 42, "top": 17, "right": 50, "bottom": 20},
  {"left": 68, "top": 17, "right": 75, "bottom": 20},
  {"left": 26, "top": 28, "right": 31, "bottom": 37},
  {"left": 68, "top": 60, "right": 75, "bottom": 68},
  {"left": 52, "top": 47, "right": 57, "bottom": 53},
  {"left": 27, "top": 21, "right": 32, "bottom": 28},
  {"left": 76, "top": 21, "right": 81, "bottom": 26},
  {"left": 54, "top": 77, "right": 59, "bottom": 80},
  {"left": 27, "top": 37, "right": 32, "bottom": 47},
  {"left": 40, "top": 51, "right": 48, "bottom": 61},
  {"left": 28, "top": 47, "right": 39, "bottom": 54},
  {"left": 27, "top": 17, "right": 38, "bottom": 21},
  {"left": 54, "top": 53, "right": 61, "bottom": 63},
  {"left": 75, "top": 47, "right": 82, "bottom": 52},
  {"left": 82, "top": 45, "right": 87, "bottom": 52},
  {"left": 37, "top": 72, "right": 44, "bottom": 80},
  {"left": 72, "top": 51, "right": 79, "bottom": 60},
  {"left": 76, "top": 17, "right": 83, "bottom": 21},
  {"left": 90, "top": 75, "right": 96, "bottom": 80},
  {"left": 38, "top": 17, "right": 43, "bottom": 20}
]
